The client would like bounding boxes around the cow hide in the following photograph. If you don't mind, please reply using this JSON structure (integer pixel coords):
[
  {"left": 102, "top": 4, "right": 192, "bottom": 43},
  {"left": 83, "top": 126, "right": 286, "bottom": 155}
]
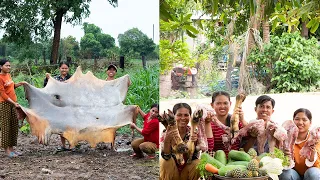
[{"left": 21, "top": 67, "right": 138, "bottom": 148}]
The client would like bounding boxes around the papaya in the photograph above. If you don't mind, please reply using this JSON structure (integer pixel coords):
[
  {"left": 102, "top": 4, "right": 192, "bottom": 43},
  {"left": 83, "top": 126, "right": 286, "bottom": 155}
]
[
  {"left": 199, "top": 153, "right": 225, "bottom": 169},
  {"left": 227, "top": 161, "right": 249, "bottom": 166},
  {"left": 218, "top": 165, "right": 246, "bottom": 176},
  {"left": 214, "top": 150, "right": 227, "bottom": 165},
  {"left": 228, "top": 150, "right": 252, "bottom": 162}
]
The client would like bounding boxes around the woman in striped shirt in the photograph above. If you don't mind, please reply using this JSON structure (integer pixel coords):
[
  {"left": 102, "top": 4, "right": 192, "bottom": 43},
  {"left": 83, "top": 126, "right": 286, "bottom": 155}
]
[{"left": 205, "top": 91, "right": 248, "bottom": 157}]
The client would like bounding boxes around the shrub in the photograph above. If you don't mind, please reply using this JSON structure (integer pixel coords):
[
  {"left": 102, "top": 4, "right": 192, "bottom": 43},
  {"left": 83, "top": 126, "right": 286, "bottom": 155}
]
[{"left": 248, "top": 32, "right": 320, "bottom": 92}]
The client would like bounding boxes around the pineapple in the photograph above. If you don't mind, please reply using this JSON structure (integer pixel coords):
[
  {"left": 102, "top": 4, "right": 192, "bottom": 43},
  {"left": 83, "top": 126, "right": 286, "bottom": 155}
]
[
  {"left": 252, "top": 170, "right": 259, "bottom": 177},
  {"left": 248, "top": 148, "right": 257, "bottom": 158},
  {"left": 225, "top": 170, "right": 233, "bottom": 177},
  {"left": 245, "top": 170, "right": 253, "bottom": 178},
  {"left": 258, "top": 169, "right": 267, "bottom": 176},
  {"left": 242, "top": 170, "right": 249, "bottom": 178},
  {"left": 232, "top": 168, "right": 243, "bottom": 178},
  {"left": 247, "top": 159, "right": 259, "bottom": 171}
]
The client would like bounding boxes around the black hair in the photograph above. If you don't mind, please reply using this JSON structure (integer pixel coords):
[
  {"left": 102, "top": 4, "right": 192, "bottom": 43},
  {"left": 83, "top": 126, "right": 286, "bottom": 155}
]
[
  {"left": 0, "top": 59, "right": 9, "bottom": 66},
  {"left": 212, "top": 91, "right": 231, "bottom": 103},
  {"left": 293, "top": 108, "right": 312, "bottom": 122},
  {"left": 151, "top": 103, "right": 159, "bottom": 110},
  {"left": 59, "top": 61, "right": 70, "bottom": 68},
  {"left": 255, "top": 95, "right": 275, "bottom": 108},
  {"left": 172, "top": 103, "right": 192, "bottom": 115}
]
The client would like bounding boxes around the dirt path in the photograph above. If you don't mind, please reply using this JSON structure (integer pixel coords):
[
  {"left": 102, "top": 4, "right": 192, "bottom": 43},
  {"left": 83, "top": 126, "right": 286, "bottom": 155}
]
[
  {"left": 160, "top": 92, "right": 320, "bottom": 129},
  {"left": 0, "top": 133, "right": 159, "bottom": 180}
]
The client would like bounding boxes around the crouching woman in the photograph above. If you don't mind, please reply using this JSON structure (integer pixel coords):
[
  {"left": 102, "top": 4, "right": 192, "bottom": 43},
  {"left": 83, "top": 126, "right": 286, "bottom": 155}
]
[
  {"left": 159, "top": 103, "right": 200, "bottom": 180},
  {"left": 280, "top": 108, "right": 320, "bottom": 180},
  {"left": 130, "top": 104, "right": 159, "bottom": 158}
]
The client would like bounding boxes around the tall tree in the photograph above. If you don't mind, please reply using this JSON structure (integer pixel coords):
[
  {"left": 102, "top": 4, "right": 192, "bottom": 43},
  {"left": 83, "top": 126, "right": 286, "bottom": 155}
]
[
  {"left": 0, "top": 0, "right": 117, "bottom": 64},
  {"left": 60, "top": 36, "right": 80, "bottom": 61},
  {"left": 118, "top": 28, "right": 156, "bottom": 58}
]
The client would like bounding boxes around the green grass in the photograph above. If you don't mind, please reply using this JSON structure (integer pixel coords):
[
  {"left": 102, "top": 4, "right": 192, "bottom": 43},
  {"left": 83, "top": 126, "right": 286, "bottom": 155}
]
[{"left": 13, "top": 60, "right": 159, "bottom": 135}]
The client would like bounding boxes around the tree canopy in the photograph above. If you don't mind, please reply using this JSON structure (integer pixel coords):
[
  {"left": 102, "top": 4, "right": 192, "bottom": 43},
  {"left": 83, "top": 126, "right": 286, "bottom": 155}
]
[{"left": 118, "top": 28, "right": 156, "bottom": 58}]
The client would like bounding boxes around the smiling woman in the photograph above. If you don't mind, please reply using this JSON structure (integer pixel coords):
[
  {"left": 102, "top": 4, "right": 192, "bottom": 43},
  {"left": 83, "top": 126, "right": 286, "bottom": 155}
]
[
  {"left": 160, "top": 103, "right": 201, "bottom": 180},
  {"left": 279, "top": 108, "right": 320, "bottom": 180},
  {"left": 0, "top": 59, "right": 25, "bottom": 157}
]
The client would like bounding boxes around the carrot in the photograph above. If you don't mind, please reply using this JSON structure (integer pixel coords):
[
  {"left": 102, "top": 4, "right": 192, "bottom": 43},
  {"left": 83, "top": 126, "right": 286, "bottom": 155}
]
[{"left": 205, "top": 163, "right": 219, "bottom": 174}]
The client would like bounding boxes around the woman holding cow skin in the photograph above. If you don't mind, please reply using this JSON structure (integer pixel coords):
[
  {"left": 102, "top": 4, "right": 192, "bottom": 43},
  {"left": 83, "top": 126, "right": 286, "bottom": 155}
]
[
  {"left": 279, "top": 108, "right": 320, "bottom": 180},
  {"left": 0, "top": 59, "right": 26, "bottom": 157},
  {"left": 43, "top": 61, "right": 72, "bottom": 152},
  {"left": 159, "top": 103, "right": 200, "bottom": 180}
]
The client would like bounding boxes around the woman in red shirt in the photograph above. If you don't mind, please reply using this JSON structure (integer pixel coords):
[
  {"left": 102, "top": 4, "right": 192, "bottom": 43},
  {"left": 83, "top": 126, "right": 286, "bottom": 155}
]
[
  {"left": 130, "top": 104, "right": 159, "bottom": 159},
  {"left": 0, "top": 59, "right": 26, "bottom": 157}
]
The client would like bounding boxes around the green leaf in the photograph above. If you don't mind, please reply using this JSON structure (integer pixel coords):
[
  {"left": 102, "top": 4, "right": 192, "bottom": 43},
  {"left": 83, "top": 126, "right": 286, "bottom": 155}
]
[
  {"left": 213, "top": 0, "right": 219, "bottom": 15},
  {"left": 220, "top": 12, "right": 225, "bottom": 22},
  {"left": 183, "top": 13, "right": 192, "bottom": 22},
  {"left": 195, "top": 19, "right": 204, "bottom": 30},
  {"left": 276, "top": 2, "right": 281, "bottom": 11},
  {"left": 306, "top": 19, "right": 316, "bottom": 28},
  {"left": 160, "top": 1, "right": 173, "bottom": 22},
  {"left": 186, "top": 30, "right": 197, "bottom": 38},
  {"left": 310, "top": 21, "right": 319, "bottom": 33},
  {"left": 185, "top": 25, "right": 199, "bottom": 34},
  {"left": 278, "top": 15, "right": 286, "bottom": 23}
]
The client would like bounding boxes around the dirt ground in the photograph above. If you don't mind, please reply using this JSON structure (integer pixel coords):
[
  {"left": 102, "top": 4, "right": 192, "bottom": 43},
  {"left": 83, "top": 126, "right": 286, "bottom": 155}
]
[{"left": 0, "top": 132, "right": 159, "bottom": 180}]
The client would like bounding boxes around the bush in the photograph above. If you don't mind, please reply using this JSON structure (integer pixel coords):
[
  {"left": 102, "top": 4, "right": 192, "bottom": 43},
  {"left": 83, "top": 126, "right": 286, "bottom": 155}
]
[{"left": 248, "top": 32, "right": 320, "bottom": 92}]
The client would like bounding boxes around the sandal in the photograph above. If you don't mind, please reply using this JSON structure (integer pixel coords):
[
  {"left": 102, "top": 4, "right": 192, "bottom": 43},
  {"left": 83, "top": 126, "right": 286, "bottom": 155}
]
[
  {"left": 130, "top": 153, "right": 144, "bottom": 158},
  {"left": 147, "top": 155, "right": 156, "bottom": 159},
  {"left": 8, "top": 152, "right": 18, "bottom": 158},
  {"left": 14, "top": 151, "right": 23, "bottom": 156},
  {"left": 56, "top": 147, "right": 70, "bottom": 152}
]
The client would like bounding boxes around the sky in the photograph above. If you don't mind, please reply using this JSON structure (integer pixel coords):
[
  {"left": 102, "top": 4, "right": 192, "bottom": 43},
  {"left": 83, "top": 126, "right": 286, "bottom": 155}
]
[{"left": 0, "top": 0, "right": 159, "bottom": 45}]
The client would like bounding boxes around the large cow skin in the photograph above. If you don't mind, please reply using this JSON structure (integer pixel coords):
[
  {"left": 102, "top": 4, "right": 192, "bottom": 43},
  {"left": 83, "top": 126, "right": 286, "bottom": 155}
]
[{"left": 20, "top": 67, "right": 137, "bottom": 148}]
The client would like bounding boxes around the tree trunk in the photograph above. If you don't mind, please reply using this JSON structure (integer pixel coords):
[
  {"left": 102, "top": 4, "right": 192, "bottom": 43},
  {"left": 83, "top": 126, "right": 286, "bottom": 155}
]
[
  {"left": 301, "top": 21, "right": 309, "bottom": 39},
  {"left": 94, "top": 58, "right": 97, "bottom": 71},
  {"left": 262, "top": 20, "right": 270, "bottom": 43},
  {"left": 58, "top": 53, "right": 62, "bottom": 63},
  {"left": 142, "top": 55, "right": 146, "bottom": 69},
  {"left": 43, "top": 49, "right": 46, "bottom": 65},
  {"left": 51, "top": 10, "right": 64, "bottom": 64},
  {"left": 226, "top": 57, "right": 233, "bottom": 91}
]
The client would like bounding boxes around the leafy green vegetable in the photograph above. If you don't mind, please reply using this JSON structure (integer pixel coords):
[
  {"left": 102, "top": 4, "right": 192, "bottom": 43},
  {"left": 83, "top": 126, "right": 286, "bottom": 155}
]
[
  {"left": 196, "top": 153, "right": 225, "bottom": 178},
  {"left": 266, "top": 148, "right": 290, "bottom": 167}
]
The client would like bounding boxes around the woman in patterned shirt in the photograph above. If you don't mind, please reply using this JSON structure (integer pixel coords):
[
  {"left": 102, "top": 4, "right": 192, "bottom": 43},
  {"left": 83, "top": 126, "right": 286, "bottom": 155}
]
[
  {"left": 159, "top": 103, "right": 200, "bottom": 180},
  {"left": 43, "top": 61, "right": 72, "bottom": 151}
]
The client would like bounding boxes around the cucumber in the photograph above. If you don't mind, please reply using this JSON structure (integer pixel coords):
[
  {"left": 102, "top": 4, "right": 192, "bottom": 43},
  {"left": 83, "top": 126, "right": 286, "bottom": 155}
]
[
  {"left": 218, "top": 165, "right": 246, "bottom": 176},
  {"left": 228, "top": 150, "right": 252, "bottom": 162},
  {"left": 199, "top": 153, "right": 225, "bottom": 169},
  {"left": 227, "top": 161, "right": 249, "bottom": 166},
  {"left": 214, "top": 150, "right": 227, "bottom": 165}
]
